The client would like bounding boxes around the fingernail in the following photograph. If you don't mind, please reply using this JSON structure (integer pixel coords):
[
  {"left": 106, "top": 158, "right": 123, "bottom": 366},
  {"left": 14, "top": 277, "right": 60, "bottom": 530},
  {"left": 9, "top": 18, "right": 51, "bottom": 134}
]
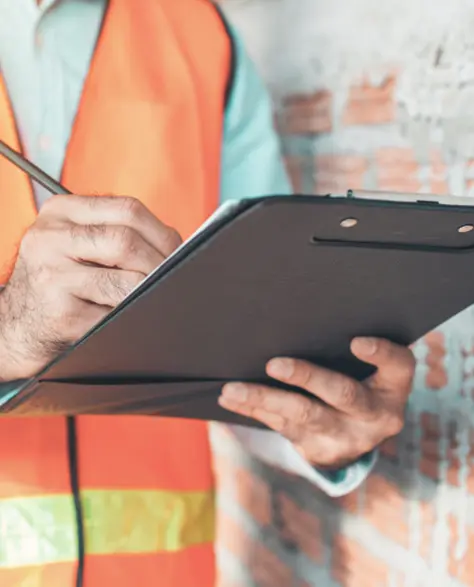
[
  {"left": 267, "top": 358, "right": 295, "bottom": 380},
  {"left": 352, "top": 337, "right": 378, "bottom": 356},
  {"left": 221, "top": 383, "right": 248, "bottom": 403}
]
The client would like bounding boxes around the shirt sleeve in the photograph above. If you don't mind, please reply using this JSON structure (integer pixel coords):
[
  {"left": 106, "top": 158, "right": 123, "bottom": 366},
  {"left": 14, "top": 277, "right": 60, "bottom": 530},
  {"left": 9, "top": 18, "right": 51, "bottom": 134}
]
[{"left": 218, "top": 24, "right": 376, "bottom": 496}]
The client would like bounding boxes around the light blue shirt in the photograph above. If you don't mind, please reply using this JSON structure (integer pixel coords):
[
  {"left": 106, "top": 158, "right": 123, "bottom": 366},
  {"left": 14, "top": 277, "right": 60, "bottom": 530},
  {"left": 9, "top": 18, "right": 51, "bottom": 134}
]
[
  {"left": 0, "top": 0, "right": 374, "bottom": 494},
  {"left": 0, "top": 0, "right": 291, "bottom": 208}
]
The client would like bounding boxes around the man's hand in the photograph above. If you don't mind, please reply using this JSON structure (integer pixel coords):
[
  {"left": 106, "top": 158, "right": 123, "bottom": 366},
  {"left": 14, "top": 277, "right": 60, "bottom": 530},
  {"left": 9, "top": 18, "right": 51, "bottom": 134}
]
[
  {"left": 0, "top": 195, "right": 182, "bottom": 381},
  {"left": 219, "top": 337, "right": 415, "bottom": 469}
]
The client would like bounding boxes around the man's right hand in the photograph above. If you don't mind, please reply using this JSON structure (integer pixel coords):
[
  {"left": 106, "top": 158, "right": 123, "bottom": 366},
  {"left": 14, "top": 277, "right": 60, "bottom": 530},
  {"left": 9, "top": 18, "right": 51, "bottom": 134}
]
[{"left": 0, "top": 195, "right": 182, "bottom": 381}]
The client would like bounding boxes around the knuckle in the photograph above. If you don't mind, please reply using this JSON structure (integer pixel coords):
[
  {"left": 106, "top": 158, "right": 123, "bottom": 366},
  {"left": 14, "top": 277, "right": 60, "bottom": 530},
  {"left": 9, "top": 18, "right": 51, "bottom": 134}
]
[
  {"left": 384, "top": 412, "right": 405, "bottom": 437},
  {"left": 306, "top": 440, "right": 342, "bottom": 468},
  {"left": 337, "top": 377, "right": 358, "bottom": 407},
  {"left": 118, "top": 196, "right": 144, "bottom": 223},
  {"left": 391, "top": 351, "right": 416, "bottom": 390},
  {"left": 293, "top": 396, "right": 314, "bottom": 425},
  {"left": 251, "top": 386, "right": 267, "bottom": 408},
  {"left": 39, "top": 194, "right": 66, "bottom": 215},
  {"left": 278, "top": 419, "right": 294, "bottom": 438},
  {"left": 112, "top": 226, "right": 138, "bottom": 257},
  {"left": 81, "top": 223, "right": 108, "bottom": 246},
  {"left": 161, "top": 226, "right": 182, "bottom": 255}
]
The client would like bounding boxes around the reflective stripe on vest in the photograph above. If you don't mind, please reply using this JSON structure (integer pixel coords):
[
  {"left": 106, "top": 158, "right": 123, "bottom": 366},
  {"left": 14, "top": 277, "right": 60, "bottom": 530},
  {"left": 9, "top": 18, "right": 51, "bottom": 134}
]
[
  {"left": 0, "top": 488, "right": 215, "bottom": 567},
  {"left": 0, "top": 0, "right": 231, "bottom": 584}
]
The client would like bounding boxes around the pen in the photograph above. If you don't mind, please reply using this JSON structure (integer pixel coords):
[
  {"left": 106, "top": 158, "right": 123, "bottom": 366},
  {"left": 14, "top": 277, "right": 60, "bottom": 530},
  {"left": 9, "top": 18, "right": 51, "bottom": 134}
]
[{"left": 0, "top": 139, "right": 71, "bottom": 195}]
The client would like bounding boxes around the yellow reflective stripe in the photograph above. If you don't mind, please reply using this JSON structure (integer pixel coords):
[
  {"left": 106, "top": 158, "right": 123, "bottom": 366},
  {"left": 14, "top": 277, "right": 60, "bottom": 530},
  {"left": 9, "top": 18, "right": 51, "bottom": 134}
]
[{"left": 0, "top": 489, "right": 215, "bottom": 569}]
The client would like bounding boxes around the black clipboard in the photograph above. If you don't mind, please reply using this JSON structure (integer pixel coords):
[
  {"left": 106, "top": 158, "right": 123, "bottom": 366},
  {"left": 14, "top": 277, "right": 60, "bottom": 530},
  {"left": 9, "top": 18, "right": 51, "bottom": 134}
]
[{"left": 2, "top": 192, "right": 474, "bottom": 426}]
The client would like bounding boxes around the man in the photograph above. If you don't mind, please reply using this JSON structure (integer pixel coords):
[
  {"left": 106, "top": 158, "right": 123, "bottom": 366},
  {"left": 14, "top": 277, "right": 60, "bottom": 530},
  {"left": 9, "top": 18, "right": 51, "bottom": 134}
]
[{"left": 0, "top": 1, "right": 415, "bottom": 586}]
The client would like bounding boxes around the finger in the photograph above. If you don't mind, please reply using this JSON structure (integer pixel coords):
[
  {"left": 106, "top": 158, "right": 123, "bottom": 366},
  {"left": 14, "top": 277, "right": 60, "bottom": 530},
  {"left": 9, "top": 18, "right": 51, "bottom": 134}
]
[
  {"left": 67, "top": 265, "right": 144, "bottom": 307},
  {"left": 219, "top": 382, "right": 333, "bottom": 440},
  {"left": 351, "top": 337, "right": 415, "bottom": 394},
  {"left": 53, "top": 300, "right": 111, "bottom": 344},
  {"left": 40, "top": 195, "right": 182, "bottom": 257},
  {"left": 266, "top": 358, "right": 368, "bottom": 415},
  {"left": 62, "top": 223, "right": 165, "bottom": 276}
]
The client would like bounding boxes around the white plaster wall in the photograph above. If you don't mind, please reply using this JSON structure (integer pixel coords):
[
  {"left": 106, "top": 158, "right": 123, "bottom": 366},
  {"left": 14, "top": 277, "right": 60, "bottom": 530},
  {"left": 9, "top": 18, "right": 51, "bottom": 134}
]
[{"left": 223, "top": 0, "right": 474, "bottom": 184}]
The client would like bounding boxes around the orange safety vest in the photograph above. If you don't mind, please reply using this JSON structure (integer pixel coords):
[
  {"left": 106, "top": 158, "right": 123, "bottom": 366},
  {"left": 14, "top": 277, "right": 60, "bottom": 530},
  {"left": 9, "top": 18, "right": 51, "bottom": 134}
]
[{"left": 0, "top": 1, "right": 231, "bottom": 586}]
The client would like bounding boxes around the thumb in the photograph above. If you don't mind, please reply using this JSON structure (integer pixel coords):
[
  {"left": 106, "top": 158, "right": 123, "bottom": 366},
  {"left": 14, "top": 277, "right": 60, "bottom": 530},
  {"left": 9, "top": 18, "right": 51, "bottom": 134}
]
[{"left": 350, "top": 337, "right": 416, "bottom": 394}]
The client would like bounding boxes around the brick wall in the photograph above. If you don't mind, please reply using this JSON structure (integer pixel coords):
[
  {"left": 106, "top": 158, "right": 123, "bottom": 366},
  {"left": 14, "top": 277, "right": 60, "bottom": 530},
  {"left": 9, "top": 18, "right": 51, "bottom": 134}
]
[
  {"left": 222, "top": 0, "right": 474, "bottom": 198},
  {"left": 213, "top": 1, "right": 474, "bottom": 586}
]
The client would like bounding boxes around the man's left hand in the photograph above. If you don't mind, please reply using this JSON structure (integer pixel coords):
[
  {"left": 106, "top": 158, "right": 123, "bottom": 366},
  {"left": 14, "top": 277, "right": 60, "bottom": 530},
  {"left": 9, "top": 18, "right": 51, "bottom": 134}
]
[{"left": 219, "top": 337, "right": 415, "bottom": 469}]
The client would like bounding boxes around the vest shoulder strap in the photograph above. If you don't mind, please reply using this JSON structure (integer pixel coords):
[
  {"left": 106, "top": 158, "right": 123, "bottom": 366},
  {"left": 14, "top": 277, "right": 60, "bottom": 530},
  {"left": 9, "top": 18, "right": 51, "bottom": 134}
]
[{"left": 213, "top": 4, "right": 237, "bottom": 110}]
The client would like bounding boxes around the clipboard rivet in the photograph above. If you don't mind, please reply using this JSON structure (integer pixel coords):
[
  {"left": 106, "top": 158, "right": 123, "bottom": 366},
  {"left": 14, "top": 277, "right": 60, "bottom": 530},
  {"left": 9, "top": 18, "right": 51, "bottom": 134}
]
[
  {"left": 340, "top": 218, "right": 358, "bottom": 228},
  {"left": 458, "top": 224, "right": 474, "bottom": 233}
]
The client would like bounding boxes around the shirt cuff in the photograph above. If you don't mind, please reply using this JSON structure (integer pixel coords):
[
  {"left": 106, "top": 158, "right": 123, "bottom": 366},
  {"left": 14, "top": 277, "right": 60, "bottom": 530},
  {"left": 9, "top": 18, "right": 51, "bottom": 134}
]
[{"left": 226, "top": 424, "right": 377, "bottom": 498}]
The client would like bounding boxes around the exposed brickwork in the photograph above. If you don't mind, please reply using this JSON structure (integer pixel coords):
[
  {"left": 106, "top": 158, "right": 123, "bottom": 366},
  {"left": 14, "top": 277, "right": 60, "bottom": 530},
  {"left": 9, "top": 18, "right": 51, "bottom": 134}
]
[
  {"left": 313, "top": 154, "right": 368, "bottom": 194},
  {"left": 218, "top": 1, "right": 474, "bottom": 586},
  {"left": 276, "top": 491, "right": 322, "bottom": 562},
  {"left": 218, "top": 512, "right": 295, "bottom": 586},
  {"left": 277, "top": 91, "right": 332, "bottom": 135},
  {"left": 332, "top": 536, "right": 390, "bottom": 587},
  {"left": 343, "top": 76, "right": 396, "bottom": 127},
  {"left": 424, "top": 331, "right": 449, "bottom": 390}
]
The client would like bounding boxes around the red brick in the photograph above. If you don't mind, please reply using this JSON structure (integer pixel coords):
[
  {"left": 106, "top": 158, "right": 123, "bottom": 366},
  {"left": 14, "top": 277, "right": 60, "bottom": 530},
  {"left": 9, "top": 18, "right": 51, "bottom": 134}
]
[
  {"left": 424, "top": 331, "right": 448, "bottom": 390},
  {"left": 234, "top": 467, "right": 272, "bottom": 527},
  {"left": 419, "top": 412, "right": 440, "bottom": 481},
  {"left": 446, "top": 422, "right": 461, "bottom": 487},
  {"left": 336, "top": 485, "right": 360, "bottom": 514},
  {"left": 277, "top": 492, "right": 322, "bottom": 561},
  {"left": 375, "top": 148, "right": 422, "bottom": 192},
  {"left": 375, "top": 148, "right": 450, "bottom": 193},
  {"left": 279, "top": 91, "right": 332, "bottom": 135},
  {"left": 214, "top": 457, "right": 272, "bottom": 526},
  {"left": 447, "top": 423, "right": 474, "bottom": 491},
  {"left": 218, "top": 513, "right": 295, "bottom": 586},
  {"left": 466, "top": 444, "right": 474, "bottom": 494},
  {"left": 362, "top": 474, "right": 409, "bottom": 547},
  {"left": 448, "top": 515, "right": 474, "bottom": 583},
  {"left": 212, "top": 446, "right": 272, "bottom": 527},
  {"left": 343, "top": 75, "right": 396, "bottom": 126},
  {"left": 313, "top": 153, "right": 368, "bottom": 194},
  {"left": 332, "top": 534, "right": 390, "bottom": 587}
]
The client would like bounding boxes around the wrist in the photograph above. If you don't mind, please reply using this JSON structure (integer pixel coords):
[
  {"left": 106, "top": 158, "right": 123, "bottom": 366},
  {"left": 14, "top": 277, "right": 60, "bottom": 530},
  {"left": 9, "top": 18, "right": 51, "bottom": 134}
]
[
  {"left": 0, "top": 291, "right": 29, "bottom": 381},
  {"left": 0, "top": 331, "right": 21, "bottom": 383}
]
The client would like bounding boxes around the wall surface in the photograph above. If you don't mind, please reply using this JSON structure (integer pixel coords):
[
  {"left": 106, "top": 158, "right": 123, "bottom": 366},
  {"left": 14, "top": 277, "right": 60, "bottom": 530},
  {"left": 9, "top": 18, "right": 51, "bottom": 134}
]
[
  {"left": 213, "top": 2, "right": 474, "bottom": 586},
  {"left": 223, "top": 0, "right": 474, "bottom": 197}
]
